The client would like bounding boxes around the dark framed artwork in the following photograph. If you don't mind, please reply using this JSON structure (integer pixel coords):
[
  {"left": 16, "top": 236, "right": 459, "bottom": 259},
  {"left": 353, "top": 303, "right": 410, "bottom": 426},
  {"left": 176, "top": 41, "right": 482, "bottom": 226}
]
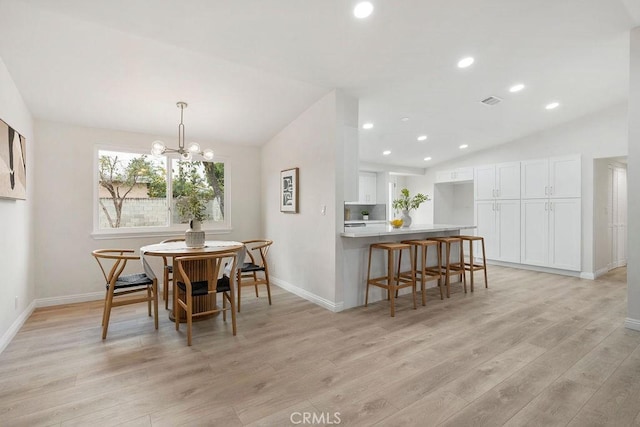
[
  {"left": 280, "top": 167, "right": 298, "bottom": 213},
  {"left": 0, "top": 118, "right": 26, "bottom": 200}
]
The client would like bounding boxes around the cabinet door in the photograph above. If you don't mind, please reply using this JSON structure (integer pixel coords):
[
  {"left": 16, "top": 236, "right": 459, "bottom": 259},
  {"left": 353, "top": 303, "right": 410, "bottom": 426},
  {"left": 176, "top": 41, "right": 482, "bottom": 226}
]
[
  {"left": 475, "top": 201, "right": 498, "bottom": 260},
  {"left": 497, "top": 200, "right": 520, "bottom": 263},
  {"left": 521, "top": 159, "right": 549, "bottom": 199},
  {"left": 455, "top": 167, "right": 474, "bottom": 182},
  {"left": 359, "top": 172, "right": 377, "bottom": 204},
  {"left": 550, "top": 156, "right": 581, "bottom": 198},
  {"left": 496, "top": 162, "right": 520, "bottom": 199},
  {"left": 520, "top": 199, "right": 548, "bottom": 266},
  {"left": 549, "top": 198, "right": 581, "bottom": 271},
  {"left": 436, "top": 170, "right": 455, "bottom": 183},
  {"left": 474, "top": 165, "right": 495, "bottom": 200}
]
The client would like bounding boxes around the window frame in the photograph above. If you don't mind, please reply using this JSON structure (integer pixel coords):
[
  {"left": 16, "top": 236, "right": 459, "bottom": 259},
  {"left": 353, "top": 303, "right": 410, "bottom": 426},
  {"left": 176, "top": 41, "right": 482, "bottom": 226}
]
[{"left": 92, "top": 144, "right": 232, "bottom": 239}]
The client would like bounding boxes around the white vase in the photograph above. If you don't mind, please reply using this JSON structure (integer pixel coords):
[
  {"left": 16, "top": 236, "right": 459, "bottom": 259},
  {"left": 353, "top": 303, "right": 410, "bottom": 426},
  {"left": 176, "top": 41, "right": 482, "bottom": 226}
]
[
  {"left": 400, "top": 209, "right": 412, "bottom": 227},
  {"left": 185, "top": 219, "right": 205, "bottom": 248}
]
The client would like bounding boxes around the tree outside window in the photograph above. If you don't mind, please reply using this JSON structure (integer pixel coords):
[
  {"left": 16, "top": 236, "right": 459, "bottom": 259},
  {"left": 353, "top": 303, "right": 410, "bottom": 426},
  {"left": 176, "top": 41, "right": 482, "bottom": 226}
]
[{"left": 96, "top": 149, "right": 227, "bottom": 231}]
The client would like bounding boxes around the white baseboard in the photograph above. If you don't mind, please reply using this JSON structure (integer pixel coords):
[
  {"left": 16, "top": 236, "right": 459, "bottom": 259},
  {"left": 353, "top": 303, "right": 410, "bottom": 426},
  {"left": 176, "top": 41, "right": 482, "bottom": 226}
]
[
  {"left": 625, "top": 317, "right": 640, "bottom": 332},
  {"left": 580, "top": 272, "right": 596, "bottom": 280},
  {"left": 271, "top": 277, "right": 344, "bottom": 312},
  {"left": 35, "top": 291, "right": 104, "bottom": 308},
  {"left": 487, "top": 260, "right": 582, "bottom": 278},
  {"left": 0, "top": 300, "right": 36, "bottom": 354}
]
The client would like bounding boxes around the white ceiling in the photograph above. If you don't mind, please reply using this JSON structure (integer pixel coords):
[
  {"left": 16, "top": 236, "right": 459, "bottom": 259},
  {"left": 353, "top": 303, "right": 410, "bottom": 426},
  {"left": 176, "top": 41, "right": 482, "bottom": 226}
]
[{"left": 0, "top": 0, "right": 638, "bottom": 169}]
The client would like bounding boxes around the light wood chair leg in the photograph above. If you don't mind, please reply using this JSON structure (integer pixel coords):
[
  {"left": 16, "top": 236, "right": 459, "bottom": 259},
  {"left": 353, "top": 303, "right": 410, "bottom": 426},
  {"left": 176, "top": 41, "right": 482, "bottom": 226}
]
[
  {"left": 186, "top": 293, "right": 193, "bottom": 346},
  {"left": 174, "top": 287, "right": 180, "bottom": 332},
  {"left": 222, "top": 291, "right": 227, "bottom": 321},
  {"left": 163, "top": 266, "right": 170, "bottom": 310},
  {"left": 253, "top": 272, "right": 259, "bottom": 297},
  {"left": 102, "top": 286, "right": 115, "bottom": 340},
  {"left": 237, "top": 272, "right": 242, "bottom": 313},
  {"left": 147, "top": 286, "right": 152, "bottom": 316},
  {"left": 266, "top": 273, "right": 272, "bottom": 305},
  {"left": 153, "top": 280, "right": 159, "bottom": 330}
]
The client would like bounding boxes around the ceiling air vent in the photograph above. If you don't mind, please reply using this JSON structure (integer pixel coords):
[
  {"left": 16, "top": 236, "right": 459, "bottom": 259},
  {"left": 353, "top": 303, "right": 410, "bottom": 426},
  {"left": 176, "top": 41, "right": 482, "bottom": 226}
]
[{"left": 480, "top": 96, "right": 502, "bottom": 106}]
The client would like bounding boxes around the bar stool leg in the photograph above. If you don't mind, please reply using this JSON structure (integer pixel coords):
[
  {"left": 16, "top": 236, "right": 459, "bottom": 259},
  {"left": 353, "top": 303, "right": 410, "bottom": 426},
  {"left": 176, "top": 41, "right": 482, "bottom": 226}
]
[
  {"left": 410, "top": 247, "right": 417, "bottom": 309},
  {"left": 460, "top": 240, "right": 467, "bottom": 294},
  {"left": 445, "top": 242, "right": 451, "bottom": 298},
  {"left": 482, "top": 238, "right": 488, "bottom": 288},
  {"left": 365, "top": 245, "right": 373, "bottom": 307},
  {"left": 469, "top": 239, "right": 474, "bottom": 292},
  {"left": 420, "top": 244, "right": 426, "bottom": 305},
  {"left": 389, "top": 249, "right": 395, "bottom": 317},
  {"left": 436, "top": 243, "right": 444, "bottom": 300}
]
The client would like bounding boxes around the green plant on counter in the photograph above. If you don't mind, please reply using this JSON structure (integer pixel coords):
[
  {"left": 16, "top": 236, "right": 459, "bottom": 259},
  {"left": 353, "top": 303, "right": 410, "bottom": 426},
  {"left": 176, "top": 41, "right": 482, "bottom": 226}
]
[
  {"left": 361, "top": 210, "right": 369, "bottom": 216},
  {"left": 392, "top": 188, "right": 430, "bottom": 211}
]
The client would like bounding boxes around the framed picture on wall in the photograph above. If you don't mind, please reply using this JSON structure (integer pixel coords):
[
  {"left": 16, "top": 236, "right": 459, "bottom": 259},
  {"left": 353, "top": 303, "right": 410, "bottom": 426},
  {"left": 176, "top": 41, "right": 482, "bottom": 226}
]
[
  {"left": 0, "top": 118, "right": 27, "bottom": 200},
  {"left": 280, "top": 167, "right": 298, "bottom": 213}
]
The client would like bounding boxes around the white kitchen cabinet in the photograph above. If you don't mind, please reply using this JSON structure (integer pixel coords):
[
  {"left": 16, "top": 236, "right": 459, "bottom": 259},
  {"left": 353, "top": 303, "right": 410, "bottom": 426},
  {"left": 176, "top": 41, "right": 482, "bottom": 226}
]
[
  {"left": 358, "top": 172, "right": 377, "bottom": 204},
  {"left": 521, "top": 156, "right": 581, "bottom": 199},
  {"left": 474, "top": 162, "right": 520, "bottom": 200},
  {"left": 436, "top": 167, "right": 473, "bottom": 183},
  {"left": 474, "top": 199, "right": 520, "bottom": 263},
  {"left": 521, "top": 198, "right": 581, "bottom": 271}
]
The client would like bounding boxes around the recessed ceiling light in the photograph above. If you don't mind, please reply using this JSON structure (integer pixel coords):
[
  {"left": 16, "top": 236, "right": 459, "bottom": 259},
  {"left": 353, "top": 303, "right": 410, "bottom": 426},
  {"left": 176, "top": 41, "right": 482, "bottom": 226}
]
[
  {"left": 509, "top": 83, "right": 525, "bottom": 93},
  {"left": 417, "top": 135, "right": 428, "bottom": 141},
  {"left": 362, "top": 122, "right": 374, "bottom": 129},
  {"left": 459, "top": 144, "right": 468, "bottom": 149},
  {"left": 383, "top": 150, "right": 391, "bottom": 155},
  {"left": 545, "top": 102, "right": 560, "bottom": 110},
  {"left": 353, "top": 2, "right": 374, "bottom": 19},
  {"left": 424, "top": 157, "right": 432, "bottom": 161},
  {"left": 401, "top": 117, "right": 410, "bottom": 122},
  {"left": 457, "top": 57, "right": 474, "bottom": 68}
]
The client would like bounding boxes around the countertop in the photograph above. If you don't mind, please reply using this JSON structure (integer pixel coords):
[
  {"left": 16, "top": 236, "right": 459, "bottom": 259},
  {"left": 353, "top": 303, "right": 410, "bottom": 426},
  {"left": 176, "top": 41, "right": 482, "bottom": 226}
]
[{"left": 340, "top": 223, "right": 476, "bottom": 238}]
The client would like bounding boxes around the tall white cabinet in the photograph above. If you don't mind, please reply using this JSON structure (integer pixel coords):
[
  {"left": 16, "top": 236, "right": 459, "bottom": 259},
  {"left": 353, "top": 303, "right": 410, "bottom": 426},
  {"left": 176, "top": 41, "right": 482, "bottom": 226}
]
[
  {"left": 474, "top": 162, "right": 521, "bottom": 263},
  {"left": 520, "top": 156, "right": 582, "bottom": 271}
]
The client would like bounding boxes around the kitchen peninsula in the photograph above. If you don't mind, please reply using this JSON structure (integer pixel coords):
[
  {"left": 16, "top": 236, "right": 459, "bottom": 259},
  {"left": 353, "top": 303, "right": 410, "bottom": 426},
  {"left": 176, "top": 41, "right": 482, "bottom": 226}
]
[{"left": 340, "top": 223, "right": 475, "bottom": 310}]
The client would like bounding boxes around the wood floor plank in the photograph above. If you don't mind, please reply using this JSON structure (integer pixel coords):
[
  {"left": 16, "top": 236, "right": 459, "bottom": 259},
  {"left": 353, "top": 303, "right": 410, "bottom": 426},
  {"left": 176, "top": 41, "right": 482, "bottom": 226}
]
[{"left": 0, "top": 266, "right": 637, "bottom": 427}]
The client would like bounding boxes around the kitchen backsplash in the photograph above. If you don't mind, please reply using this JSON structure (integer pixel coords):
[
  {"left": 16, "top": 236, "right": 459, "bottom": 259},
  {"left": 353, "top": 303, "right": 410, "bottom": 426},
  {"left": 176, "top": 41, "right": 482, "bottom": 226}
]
[{"left": 344, "top": 204, "right": 387, "bottom": 221}]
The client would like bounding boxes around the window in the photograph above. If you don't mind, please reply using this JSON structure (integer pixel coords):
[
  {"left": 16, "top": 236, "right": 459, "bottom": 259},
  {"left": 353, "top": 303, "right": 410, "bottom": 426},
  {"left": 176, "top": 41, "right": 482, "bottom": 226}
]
[{"left": 95, "top": 148, "right": 229, "bottom": 235}]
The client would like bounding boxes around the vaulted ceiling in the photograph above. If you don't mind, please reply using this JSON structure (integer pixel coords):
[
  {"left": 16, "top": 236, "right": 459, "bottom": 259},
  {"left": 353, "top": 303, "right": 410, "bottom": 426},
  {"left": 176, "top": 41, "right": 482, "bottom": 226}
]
[{"left": 0, "top": 0, "right": 638, "bottom": 169}]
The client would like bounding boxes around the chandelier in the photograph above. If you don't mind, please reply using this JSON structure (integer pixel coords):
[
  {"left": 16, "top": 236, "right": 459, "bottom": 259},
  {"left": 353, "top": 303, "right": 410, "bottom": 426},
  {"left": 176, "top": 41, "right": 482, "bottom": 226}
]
[{"left": 151, "top": 101, "right": 214, "bottom": 161}]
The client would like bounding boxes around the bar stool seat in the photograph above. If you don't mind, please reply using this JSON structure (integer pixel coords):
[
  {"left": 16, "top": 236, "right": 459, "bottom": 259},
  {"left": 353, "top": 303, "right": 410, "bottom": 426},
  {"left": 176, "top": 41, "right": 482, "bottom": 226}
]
[
  {"left": 427, "top": 237, "right": 466, "bottom": 298},
  {"left": 458, "top": 235, "right": 488, "bottom": 292},
  {"left": 401, "top": 239, "right": 443, "bottom": 304},
  {"left": 366, "top": 242, "right": 417, "bottom": 317}
]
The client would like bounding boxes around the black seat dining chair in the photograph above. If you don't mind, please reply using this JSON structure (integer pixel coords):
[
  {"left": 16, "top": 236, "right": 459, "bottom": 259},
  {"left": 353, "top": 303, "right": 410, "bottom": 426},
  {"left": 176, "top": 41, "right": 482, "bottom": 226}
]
[
  {"left": 173, "top": 246, "right": 242, "bottom": 346},
  {"left": 91, "top": 249, "right": 159, "bottom": 339},
  {"left": 236, "top": 240, "right": 273, "bottom": 312}
]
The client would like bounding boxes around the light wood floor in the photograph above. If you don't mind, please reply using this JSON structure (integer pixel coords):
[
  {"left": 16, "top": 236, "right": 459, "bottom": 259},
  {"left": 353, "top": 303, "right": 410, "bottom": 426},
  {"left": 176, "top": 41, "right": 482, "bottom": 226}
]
[{"left": 1, "top": 266, "right": 638, "bottom": 426}]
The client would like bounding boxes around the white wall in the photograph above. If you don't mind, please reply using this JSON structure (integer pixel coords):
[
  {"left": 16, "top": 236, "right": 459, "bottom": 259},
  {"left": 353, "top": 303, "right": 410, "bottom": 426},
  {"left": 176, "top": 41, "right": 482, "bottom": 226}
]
[
  {"left": 0, "top": 57, "right": 35, "bottom": 350},
  {"left": 262, "top": 90, "right": 356, "bottom": 309},
  {"left": 627, "top": 27, "right": 640, "bottom": 331},
  {"left": 406, "top": 102, "right": 628, "bottom": 276},
  {"left": 33, "top": 120, "right": 262, "bottom": 301}
]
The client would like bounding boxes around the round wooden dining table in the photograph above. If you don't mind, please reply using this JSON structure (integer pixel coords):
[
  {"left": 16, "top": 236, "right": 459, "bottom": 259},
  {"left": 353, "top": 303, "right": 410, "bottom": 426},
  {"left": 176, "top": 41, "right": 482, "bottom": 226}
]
[{"left": 141, "top": 240, "right": 244, "bottom": 321}]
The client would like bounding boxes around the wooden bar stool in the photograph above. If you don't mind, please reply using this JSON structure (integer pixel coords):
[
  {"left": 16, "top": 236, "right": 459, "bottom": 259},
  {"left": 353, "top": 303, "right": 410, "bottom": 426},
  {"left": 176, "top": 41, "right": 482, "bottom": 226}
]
[
  {"left": 401, "top": 240, "right": 443, "bottom": 304},
  {"left": 458, "top": 235, "right": 488, "bottom": 292},
  {"left": 366, "top": 242, "right": 417, "bottom": 317},
  {"left": 427, "top": 237, "right": 466, "bottom": 298}
]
